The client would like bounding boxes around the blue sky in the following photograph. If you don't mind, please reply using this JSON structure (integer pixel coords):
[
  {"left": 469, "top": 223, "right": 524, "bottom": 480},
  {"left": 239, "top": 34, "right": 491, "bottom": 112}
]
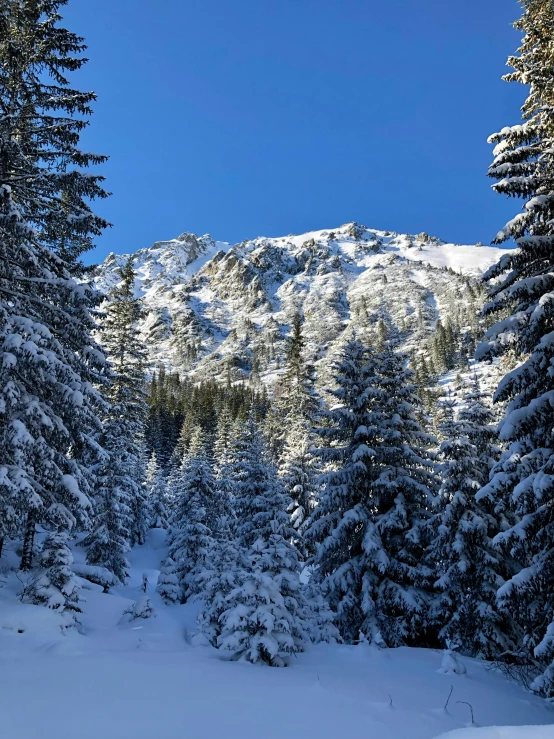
[{"left": 62, "top": 0, "right": 525, "bottom": 264}]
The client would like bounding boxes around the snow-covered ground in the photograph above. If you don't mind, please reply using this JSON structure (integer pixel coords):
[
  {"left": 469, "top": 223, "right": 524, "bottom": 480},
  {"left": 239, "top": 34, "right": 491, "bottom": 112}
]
[
  {"left": 1, "top": 530, "right": 552, "bottom": 739},
  {"left": 437, "top": 729, "right": 554, "bottom": 739}
]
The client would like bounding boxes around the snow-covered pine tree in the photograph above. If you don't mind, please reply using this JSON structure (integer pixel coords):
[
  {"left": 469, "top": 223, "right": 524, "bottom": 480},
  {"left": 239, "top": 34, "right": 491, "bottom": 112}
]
[
  {"left": 25, "top": 531, "right": 81, "bottom": 626},
  {"left": 476, "top": 0, "right": 554, "bottom": 698},
  {"left": 156, "top": 556, "right": 180, "bottom": 604},
  {"left": 85, "top": 261, "right": 147, "bottom": 580},
  {"left": 461, "top": 372, "right": 502, "bottom": 475},
  {"left": 273, "top": 313, "right": 321, "bottom": 548},
  {"left": 305, "top": 339, "right": 375, "bottom": 642},
  {"left": 306, "top": 339, "right": 438, "bottom": 645},
  {"left": 166, "top": 427, "right": 216, "bottom": 601},
  {"left": 231, "top": 411, "right": 294, "bottom": 549},
  {"left": 84, "top": 415, "right": 131, "bottom": 582},
  {"left": 146, "top": 451, "right": 168, "bottom": 529},
  {"left": 103, "top": 259, "right": 148, "bottom": 545},
  {"left": 0, "top": 0, "right": 109, "bottom": 566},
  {"left": 274, "top": 313, "right": 319, "bottom": 450},
  {"left": 129, "top": 440, "right": 151, "bottom": 550},
  {"left": 426, "top": 380, "right": 513, "bottom": 659},
  {"left": 213, "top": 407, "right": 234, "bottom": 469},
  {"left": 211, "top": 408, "right": 235, "bottom": 532},
  {"left": 217, "top": 519, "right": 310, "bottom": 667},
  {"left": 196, "top": 517, "right": 241, "bottom": 645},
  {"left": 279, "top": 413, "right": 320, "bottom": 555}
]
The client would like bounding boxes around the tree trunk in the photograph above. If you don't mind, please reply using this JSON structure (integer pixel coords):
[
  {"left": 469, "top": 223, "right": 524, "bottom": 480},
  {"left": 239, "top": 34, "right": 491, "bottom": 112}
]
[{"left": 20, "top": 513, "right": 35, "bottom": 571}]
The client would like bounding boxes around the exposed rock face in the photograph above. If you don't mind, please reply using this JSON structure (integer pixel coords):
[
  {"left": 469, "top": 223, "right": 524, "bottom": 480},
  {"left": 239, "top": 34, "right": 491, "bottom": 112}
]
[{"left": 93, "top": 222, "right": 510, "bottom": 387}]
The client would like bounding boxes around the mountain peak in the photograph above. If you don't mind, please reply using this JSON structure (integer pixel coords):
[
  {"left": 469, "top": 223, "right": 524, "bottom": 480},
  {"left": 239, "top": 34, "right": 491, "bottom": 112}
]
[{"left": 94, "top": 223, "right": 511, "bottom": 381}]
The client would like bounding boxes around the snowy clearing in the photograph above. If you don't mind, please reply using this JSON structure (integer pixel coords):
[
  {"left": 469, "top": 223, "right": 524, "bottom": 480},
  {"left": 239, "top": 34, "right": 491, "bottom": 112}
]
[{"left": 1, "top": 530, "right": 552, "bottom": 739}]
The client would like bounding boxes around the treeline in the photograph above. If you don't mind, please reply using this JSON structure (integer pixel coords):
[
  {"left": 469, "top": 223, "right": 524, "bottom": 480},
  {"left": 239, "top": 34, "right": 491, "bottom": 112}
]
[
  {"left": 146, "top": 320, "right": 518, "bottom": 671},
  {"left": 145, "top": 369, "right": 269, "bottom": 467}
]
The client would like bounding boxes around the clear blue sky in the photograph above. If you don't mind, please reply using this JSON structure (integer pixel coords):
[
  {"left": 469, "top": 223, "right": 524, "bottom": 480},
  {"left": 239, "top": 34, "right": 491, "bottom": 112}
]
[{"left": 62, "top": 0, "right": 525, "bottom": 265}]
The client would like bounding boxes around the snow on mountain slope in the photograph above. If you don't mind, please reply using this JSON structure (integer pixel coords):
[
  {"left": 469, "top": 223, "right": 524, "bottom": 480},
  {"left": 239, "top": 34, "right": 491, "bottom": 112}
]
[
  {"left": 96, "top": 231, "right": 231, "bottom": 296},
  {"left": 93, "top": 222, "right": 512, "bottom": 383},
  {"left": 437, "top": 729, "right": 554, "bottom": 739},
  {"left": 0, "top": 531, "right": 551, "bottom": 739}
]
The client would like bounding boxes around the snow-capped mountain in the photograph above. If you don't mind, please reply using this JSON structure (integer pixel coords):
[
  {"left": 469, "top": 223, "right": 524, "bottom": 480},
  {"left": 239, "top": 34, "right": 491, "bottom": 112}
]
[{"left": 93, "top": 222, "right": 510, "bottom": 385}]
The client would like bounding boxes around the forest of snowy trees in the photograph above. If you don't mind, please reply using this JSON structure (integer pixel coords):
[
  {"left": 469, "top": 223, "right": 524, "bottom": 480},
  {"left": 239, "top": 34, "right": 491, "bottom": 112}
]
[{"left": 1, "top": 0, "right": 554, "bottom": 703}]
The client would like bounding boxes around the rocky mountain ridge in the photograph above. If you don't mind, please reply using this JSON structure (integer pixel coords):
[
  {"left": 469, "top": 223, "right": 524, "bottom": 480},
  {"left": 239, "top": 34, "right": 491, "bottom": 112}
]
[{"left": 93, "top": 222, "right": 510, "bottom": 388}]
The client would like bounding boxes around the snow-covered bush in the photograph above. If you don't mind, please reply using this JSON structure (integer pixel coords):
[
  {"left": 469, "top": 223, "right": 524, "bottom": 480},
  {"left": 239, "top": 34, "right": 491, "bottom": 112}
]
[
  {"left": 439, "top": 643, "right": 467, "bottom": 676},
  {"left": 157, "top": 557, "right": 181, "bottom": 604},
  {"left": 72, "top": 563, "right": 121, "bottom": 592},
  {"left": 24, "top": 532, "right": 81, "bottom": 625},
  {"left": 120, "top": 596, "right": 156, "bottom": 623}
]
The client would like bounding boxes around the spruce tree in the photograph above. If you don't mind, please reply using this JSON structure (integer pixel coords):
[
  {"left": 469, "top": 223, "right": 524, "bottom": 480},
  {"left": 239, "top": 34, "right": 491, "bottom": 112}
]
[
  {"left": 217, "top": 520, "right": 310, "bottom": 667},
  {"left": 306, "top": 339, "right": 438, "bottom": 645},
  {"left": 146, "top": 451, "right": 168, "bottom": 529},
  {"left": 85, "top": 260, "right": 148, "bottom": 579},
  {"left": 103, "top": 259, "right": 149, "bottom": 544},
  {"left": 272, "top": 312, "right": 319, "bottom": 458},
  {"left": 25, "top": 531, "right": 81, "bottom": 626},
  {"left": 213, "top": 407, "right": 234, "bottom": 469},
  {"left": 231, "top": 412, "right": 294, "bottom": 548},
  {"left": 156, "top": 557, "right": 180, "bottom": 604},
  {"left": 0, "top": 0, "right": 109, "bottom": 566},
  {"left": 272, "top": 313, "right": 321, "bottom": 546},
  {"left": 196, "top": 518, "right": 241, "bottom": 645},
  {"left": 84, "top": 421, "right": 131, "bottom": 583},
  {"left": 166, "top": 428, "right": 217, "bottom": 601},
  {"left": 476, "top": 0, "right": 554, "bottom": 698},
  {"left": 211, "top": 408, "right": 235, "bottom": 532},
  {"left": 279, "top": 413, "right": 320, "bottom": 548},
  {"left": 427, "top": 382, "right": 513, "bottom": 658}
]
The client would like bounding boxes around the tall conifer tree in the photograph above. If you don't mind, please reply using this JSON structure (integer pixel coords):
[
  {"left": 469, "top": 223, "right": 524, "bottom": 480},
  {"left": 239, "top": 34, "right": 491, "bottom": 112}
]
[
  {"left": 476, "top": 0, "right": 554, "bottom": 697},
  {"left": 427, "top": 380, "right": 513, "bottom": 658},
  {"left": 85, "top": 260, "right": 147, "bottom": 579},
  {"left": 307, "top": 339, "right": 437, "bottom": 645},
  {"left": 146, "top": 451, "right": 168, "bottom": 529},
  {"left": 274, "top": 314, "right": 321, "bottom": 547},
  {"left": 0, "top": 0, "right": 109, "bottom": 565},
  {"left": 231, "top": 412, "right": 294, "bottom": 549},
  {"left": 166, "top": 427, "right": 217, "bottom": 601}
]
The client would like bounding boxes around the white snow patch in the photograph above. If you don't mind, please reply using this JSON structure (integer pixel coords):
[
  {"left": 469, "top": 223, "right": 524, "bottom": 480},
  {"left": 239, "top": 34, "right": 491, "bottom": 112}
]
[{"left": 0, "top": 529, "right": 551, "bottom": 739}]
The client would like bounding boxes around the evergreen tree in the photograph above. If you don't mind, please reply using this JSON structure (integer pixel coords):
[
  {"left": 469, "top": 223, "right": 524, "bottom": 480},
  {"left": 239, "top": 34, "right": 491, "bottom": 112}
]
[
  {"left": 103, "top": 259, "right": 148, "bottom": 544},
  {"left": 271, "top": 313, "right": 321, "bottom": 546},
  {"left": 146, "top": 451, "right": 168, "bottom": 529},
  {"left": 156, "top": 556, "right": 180, "bottom": 604},
  {"left": 231, "top": 412, "right": 294, "bottom": 549},
  {"left": 211, "top": 408, "right": 235, "bottom": 532},
  {"left": 279, "top": 413, "right": 320, "bottom": 552},
  {"left": 84, "top": 422, "right": 131, "bottom": 582},
  {"left": 85, "top": 261, "right": 147, "bottom": 579},
  {"left": 272, "top": 312, "right": 319, "bottom": 459},
  {"left": 166, "top": 428, "right": 217, "bottom": 601},
  {"left": 25, "top": 531, "right": 81, "bottom": 626},
  {"left": 196, "top": 518, "right": 241, "bottom": 645},
  {"left": 427, "top": 383, "right": 512, "bottom": 658},
  {"left": 307, "top": 339, "right": 438, "bottom": 645},
  {"left": 217, "top": 520, "right": 310, "bottom": 667},
  {"left": 476, "top": 0, "right": 554, "bottom": 698},
  {"left": 213, "top": 407, "right": 234, "bottom": 469},
  {"left": 0, "top": 0, "right": 109, "bottom": 566}
]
